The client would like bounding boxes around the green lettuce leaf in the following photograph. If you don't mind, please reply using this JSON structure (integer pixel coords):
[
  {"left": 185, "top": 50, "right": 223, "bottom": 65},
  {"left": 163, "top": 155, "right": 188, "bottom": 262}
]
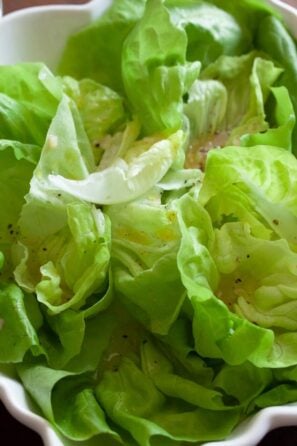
[
  {"left": 122, "top": 0, "right": 200, "bottom": 134},
  {"left": 37, "top": 292, "right": 116, "bottom": 371},
  {"left": 174, "top": 192, "right": 219, "bottom": 295},
  {"left": 261, "top": 365, "right": 297, "bottom": 407},
  {"left": 106, "top": 194, "right": 184, "bottom": 335},
  {"left": 168, "top": 1, "right": 250, "bottom": 67},
  {"left": 0, "top": 139, "right": 40, "bottom": 164},
  {"left": 32, "top": 94, "right": 95, "bottom": 178},
  {"left": 200, "top": 52, "right": 279, "bottom": 131},
  {"left": 240, "top": 86, "right": 295, "bottom": 151},
  {"left": 37, "top": 309, "right": 85, "bottom": 368},
  {"left": 184, "top": 79, "right": 228, "bottom": 143},
  {"left": 182, "top": 145, "right": 297, "bottom": 367},
  {"left": 0, "top": 2, "right": 296, "bottom": 445},
  {"left": 0, "top": 141, "right": 37, "bottom": 279},
  {"left": 212, "top": 221, "right": 297, "bottom": 367},
  {"left": 48, "top": 129, "right": 183, "bottom": 205},
  {"left": 207, "top": 0, "right": 280, "bottom": 51},
  {"left": 141, "top": 340, "right": 231, "bottom": 411},
  {"left": 0, "top": 63, "right": 62, "bottom": 145},
  {"left": 31, "top": 294, "right": 117, "bottom": 372},
  {"left": 58, "top": 0, "right": 146, "bottom": 93},
  {"left": 0, "top": 283, "right": 42, "bottom": 362},
  {"left": 200, "top": 145, "right": 297, "bottom": 246},
  {"left": 96, "top": 356, "right": 240, "bottom": 445},
  {"left": 142, "top": 339, "right": 271, "bottom": 412},
  {"left": 184, "top": 52, "right": 295, "bottom": 169},
  {"left": 160, "top": 317, "right": 216, "bottom": 385},
  {"left": 255, "top": 384, "right": 297, "bottom": 408},
  {"left": 225, "top": 56, "right": 283, "bottom": 144},
  {"left": 14, "top": 96, "right": 111, "bottom": 314},
  {"left": 172, "top": 191, "right": 274, "bottom": 365},
  {"left": 213, "top": 361, "right": 272, "bottom": 411},
  {"left": 256, "top": 15, "right": 297, "bottom": 153},
  {"left": 184, "top": 52, "right": 286, "bottom": 169},
  {"left": 18, "top": 361, "right": 120, "bottom": 442},
  {"left": 62, "top": 76, "right": 126, "bottom": 150},
  {"left": 65, "top": 303, "right": 118, "bottom": 373}
]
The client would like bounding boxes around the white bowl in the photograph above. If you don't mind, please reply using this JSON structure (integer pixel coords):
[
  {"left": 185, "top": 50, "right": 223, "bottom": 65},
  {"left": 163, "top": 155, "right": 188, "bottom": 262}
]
[{"left": 0, "top": 1, "right": 296, "bottom": 445}]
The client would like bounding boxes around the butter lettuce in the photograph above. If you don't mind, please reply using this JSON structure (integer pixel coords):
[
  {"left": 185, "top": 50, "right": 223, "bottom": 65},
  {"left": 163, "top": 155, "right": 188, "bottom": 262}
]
[
  {"left": 14, "top": 96, "right": 111, "bottom": 314},
  {"left": 18, "top": 360, "right": 120, "bottom": 442},
  {"left": 142, "top": 340, "right": 271, "bottom": 411},
  {"left": 122, "top": 0, "right": 200, "bottom": 134},
  {"left": 58, "top": 0, "right": 146, "bottom": 93},
  {"left": 96, "top": 356, "right": 240, "bottom": 445},
  {"left": 0, "top": 142, "right": 37, "bottom": 279},
  {"left": 1, "top": 0, "right": 297, "bottom": 445},
  {"left": 0, "top": 284, "right": 41, "bottom": 363},
  {"left": 184, "top": 52, "right": 295, "bottom": 167},
  {"left": 0, "top": 63, "right": 61, "bottom": 145},
  {"left": 168, "top": 1, "right": 251, "bottom": 66},
  {"left": 257, "top": 15, "right": 297, "bottom": 153},
  {"left": 106, "top": 194, "right": 184, "bottom": 335},
  {"left": 48, "top": 128, "right": 184, "bottom": 205},
  {"left": 240, "top": 86, "right": 295, "bottom": 150},
  {"left": 62, "top": 76, "right": 127, "bottom": 149},
  {"left": 189, "top": 146, "right": 297, "bottom": 367},
  {"left": 200, "top": 145, "right": 297, "bottom": 245}
]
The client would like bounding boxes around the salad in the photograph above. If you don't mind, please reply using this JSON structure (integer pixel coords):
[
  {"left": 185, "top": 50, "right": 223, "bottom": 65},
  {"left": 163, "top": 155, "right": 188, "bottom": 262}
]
[{"left": 1, "top": 0, "right": 297, "bottom": 444}]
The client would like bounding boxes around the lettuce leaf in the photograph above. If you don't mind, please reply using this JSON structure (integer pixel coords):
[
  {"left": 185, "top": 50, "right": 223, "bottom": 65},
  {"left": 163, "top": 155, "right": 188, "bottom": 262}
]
[
  {"left": 0, "top": 1, "right": 297, "bottom": 445},
  {"left": 62, "top": 76, "right": 126, "bottom": 149},
  {"left": 14, "top": 96, "right": 111, "bottom": 314},
  {"left": 184, "top": 52, "right": 291, "bottom": 169},
  {"left": 200, "top": 145, "right": 297, "bottom": 246},
  {"left": 48, "top": 129, "right": 183, "bottom": 205},
  {"left": 59, "top": 0, "right": 146, "bottom": 93},
  {"left": 208, "top": 0, "right": 280, "bottom": 35},
  {"left": 240, "top": 86, "right": 295, "bottom": 151},
  {"left": 96, "top": 356, "right": 240, "bottom": 445},
  {"left": 18, "top": 361, "right": 120, "bottom": 442},
  {"left": 122, "top": 0, "right": 200, "bottom": 135},
  {"left": 256, "top": 15, "right": 297, "bottom": 153},
  {"left": 142, "top": 339, "right": 271, "bottom": 412},
  {"left": 106, "top": 195, "right": 184, "bottom": 335},
  {"left": 168, "top": 1, "right": 251, "bottom": 67},
  {"left": 183, "top": 145, "right": 297, "bottom": 367},
  {"left": 212, "top": 222, "right": 297, "bottom": 367},
  {"left": 0, "top": 141, "right": 37, "bottom": 279},
  {"left": 0, "top": 63, "right": 61, "bottom": 145},
  {"left": 0, "top": 283, "right": 42, "bottom": 362}
]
